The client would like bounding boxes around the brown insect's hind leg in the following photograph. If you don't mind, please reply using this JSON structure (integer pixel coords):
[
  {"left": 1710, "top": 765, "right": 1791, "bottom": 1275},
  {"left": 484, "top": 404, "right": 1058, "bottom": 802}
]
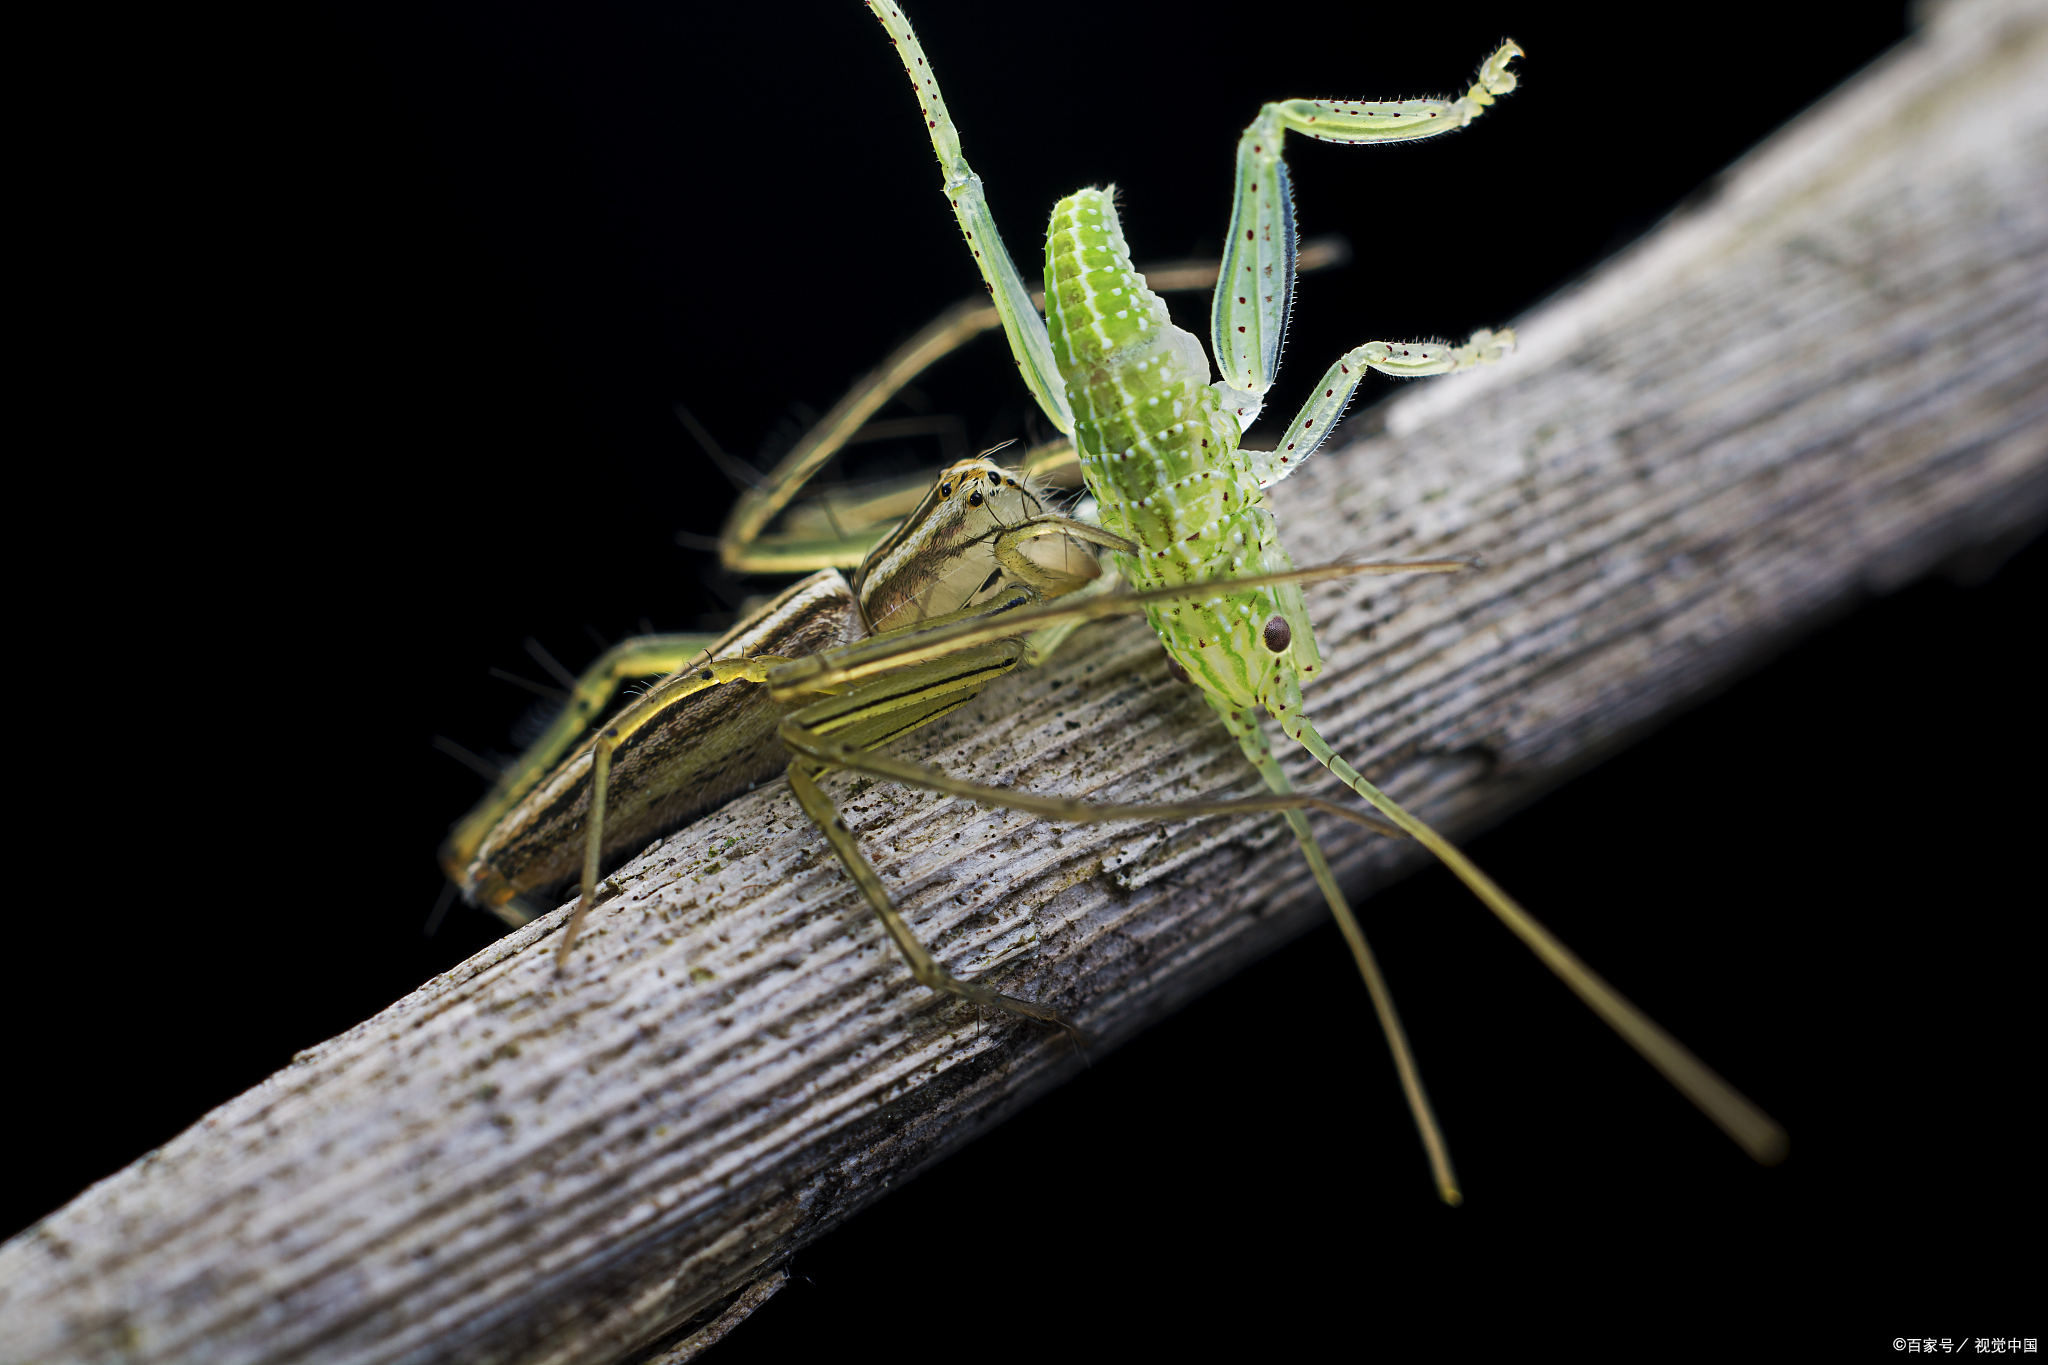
[{"left": 787, "top": 763, "right": 1084, "bottom": 1042}]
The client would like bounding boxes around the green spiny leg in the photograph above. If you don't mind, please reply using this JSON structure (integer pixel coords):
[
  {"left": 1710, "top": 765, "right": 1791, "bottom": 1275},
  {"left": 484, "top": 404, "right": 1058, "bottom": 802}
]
[
  {"left": 1247, "top": 329, "right": 1516, "bottom": 488},
  {"left": 1212, "top": 41, "right": 1523, "bottom": 405},
  {"left": 866, "top": 2, "right": 1073, "bottom": 436},
  {"left": 1259, "top": 670, "right": 1791, "bottom": 1166},
  {"left": 1211, "top": 698, "right": 1460, "bottom": 1205},
  {"left": 441, "top": 631, "right": 723, "bottom": 914}
]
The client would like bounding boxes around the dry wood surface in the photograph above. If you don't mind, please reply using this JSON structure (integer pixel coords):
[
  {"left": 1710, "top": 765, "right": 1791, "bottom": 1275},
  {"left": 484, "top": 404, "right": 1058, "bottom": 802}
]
[{"left": 5, "top": 0, "right": 2044, "bottom": 1359}]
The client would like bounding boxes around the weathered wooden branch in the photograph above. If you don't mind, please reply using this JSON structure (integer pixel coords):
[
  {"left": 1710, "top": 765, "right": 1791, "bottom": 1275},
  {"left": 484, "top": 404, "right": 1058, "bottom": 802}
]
[{"left": 5, "top": 1, "right": 2044, "bottom": 1359}]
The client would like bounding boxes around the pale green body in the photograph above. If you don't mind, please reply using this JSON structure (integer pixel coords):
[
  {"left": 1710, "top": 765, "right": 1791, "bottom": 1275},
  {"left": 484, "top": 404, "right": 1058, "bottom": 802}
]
[
  {"left": 1045, "top": 188, "right": 1318, "bottom": 721},
  {"left": 869, "top": 1, "right": 1787, "bottom": 1191}
]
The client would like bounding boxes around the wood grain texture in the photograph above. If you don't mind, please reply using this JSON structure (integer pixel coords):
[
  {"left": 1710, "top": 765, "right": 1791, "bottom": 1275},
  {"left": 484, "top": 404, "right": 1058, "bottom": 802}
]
[{"left": 5, "top": 0, "right": 2044, "bottom": 1360}]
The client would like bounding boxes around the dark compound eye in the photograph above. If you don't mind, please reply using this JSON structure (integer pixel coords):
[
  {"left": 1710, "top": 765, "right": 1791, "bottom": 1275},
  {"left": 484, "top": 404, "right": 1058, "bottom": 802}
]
[
  {"left": 968, "top": 491, "right": 983, "bottom": 507},
  {"left": 939, "top": 483, "right": 952, "bottom": 496},
  {"left": 1262, "top": 615, "right": 1292, "bottom": 653},
  {"left": 1165, "top": 656, "right": 1193, "bottom": 685}
]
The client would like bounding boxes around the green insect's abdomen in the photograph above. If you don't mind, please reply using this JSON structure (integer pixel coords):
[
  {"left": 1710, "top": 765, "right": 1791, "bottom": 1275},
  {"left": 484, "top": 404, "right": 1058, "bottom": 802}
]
[{"left": 1045, "top": 188, "right": 1320, "bottom": 707}]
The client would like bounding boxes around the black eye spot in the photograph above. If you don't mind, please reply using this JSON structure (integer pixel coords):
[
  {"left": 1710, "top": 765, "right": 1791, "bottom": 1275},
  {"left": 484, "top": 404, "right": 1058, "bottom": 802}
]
[
  {"left": 1165, "top": 656, "right": 1193, "bottom": 685},
  {"left": 1262, "top": 615, "right": 1292, "bottom": 653},
  {"left": 940, "top": 483, "right": 952, "bottom": 496},
  {"left": 969, "top": 491, "right": 983, "bottom": 506},
  {"left": 700, "top": 670, "right": 713, "bottom": 680}
]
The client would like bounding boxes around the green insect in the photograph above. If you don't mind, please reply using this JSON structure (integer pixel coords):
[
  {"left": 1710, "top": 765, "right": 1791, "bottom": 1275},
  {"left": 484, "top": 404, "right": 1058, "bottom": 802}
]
[{"left": 865, "top": 0, "right": 1785, "bottom": 1200}]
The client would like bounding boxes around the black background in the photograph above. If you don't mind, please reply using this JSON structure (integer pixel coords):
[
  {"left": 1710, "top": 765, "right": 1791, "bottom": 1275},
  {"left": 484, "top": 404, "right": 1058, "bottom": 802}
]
[{"left": 12, "top": 0, "right": 2038, "bottom": 1353}]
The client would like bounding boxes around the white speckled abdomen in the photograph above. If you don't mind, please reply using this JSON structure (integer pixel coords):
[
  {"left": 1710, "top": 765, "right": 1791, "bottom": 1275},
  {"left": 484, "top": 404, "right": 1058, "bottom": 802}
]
[{"left": 1045, "top": 188, "right": 1321, "bottom": 711}]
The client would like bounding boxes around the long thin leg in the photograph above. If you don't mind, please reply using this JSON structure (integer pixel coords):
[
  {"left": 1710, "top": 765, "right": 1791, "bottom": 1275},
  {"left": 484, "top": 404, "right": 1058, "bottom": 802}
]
[
  {"left": 716, "top": 240, "right": 1357, "bottom": 574},
  {"left": 554, "top": 654, "right": 784, "bottom": 965},
  {"left": 770, "top": 556, "right": 1475, "bottom": 700},
  {"left": 1246, "top": 329, "right": 1517, "bottom": 490},
  {"left": 1264, "top": 685, "right": 1790, "bottom": 1166},
  {"left": 780, "top": 711, "right": 1404, "bottom": 841},
  {"left": 788, "top": 762, "right": 1080, "bottom": 1035},
  {"left": 770, "top": 695, "right": 1409, "bottom": 1035},
  {"left": 548, "top": 563, "right": 1467, "bottom": 970},
  {"left": 719, "top": 296, "right": 1006, "bottom": 572},
  {"left": 1213, "top": 41, "right": 1523, "bottom": 397},
  {"left": 441, "top": 631, "right": 723, "bottom": 885},
  {"left": 551, "top": 595, "right": 1079, "bottom": 964},
  {"left": 1215, "top": 700, "right": 1461, "bottom": 1206},
  {"left": 866, "top": 2, "right": 1074, "bottom": 438}
]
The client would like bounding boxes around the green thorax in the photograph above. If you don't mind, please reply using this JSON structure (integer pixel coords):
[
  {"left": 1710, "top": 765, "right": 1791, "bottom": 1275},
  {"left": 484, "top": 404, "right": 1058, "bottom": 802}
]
[{"left": 1043, "top": 187, "right": 1322, "bottom": 708}]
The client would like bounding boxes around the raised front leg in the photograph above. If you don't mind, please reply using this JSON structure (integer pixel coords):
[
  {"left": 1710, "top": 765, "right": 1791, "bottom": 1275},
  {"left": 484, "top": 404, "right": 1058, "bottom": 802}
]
[
  {"left": 1211, "top": 41, "right": 1524, "bottom": 401},
  {"left": 867, "top": 2, "right": 1074, "bottom": 437}
]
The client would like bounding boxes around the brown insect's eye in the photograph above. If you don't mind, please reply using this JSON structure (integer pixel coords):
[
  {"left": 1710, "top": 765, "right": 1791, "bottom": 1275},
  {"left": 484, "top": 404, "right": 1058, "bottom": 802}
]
[
  {"left": 968, "top": 491, "right": 983, "bottom": 507},
  {"left": 1165, "top": 656, "right": 1193, "bottom": 685},
  {"left": 1262, "top": 615, "right": 1292, "bottom": 653},
  {"left": 939, "top": 483, "right": 952, "bottom": 496}
]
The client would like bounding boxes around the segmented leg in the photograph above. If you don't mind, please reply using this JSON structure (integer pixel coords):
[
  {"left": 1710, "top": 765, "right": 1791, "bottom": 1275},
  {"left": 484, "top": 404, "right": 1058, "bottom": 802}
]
[
  {"left": 774, "top": 682, "right": 1405, "bottom": 1034},
  {"left": 1213, "top": 41, "right": 1524, "bottom": 398},
  {"left": 788, "top": 762, "right": 1080, "bottom": 1036},
  {"left": 867, "top": 2, "right": 1073, "bottom": 438},
  {"left": 554, "top": 559, "right": 1470, "bottom": 1002},
  {"left": 1214, "top": 700, "right": 1461, "bottom": 1205},
  {"left": 555, "top": 654, "right": 785, "bottom": 964},
  {"left": 1250, "top": 329, "right": 1516, "bottom": 488},
  {"left": 1262, "top": 683, "right": 1790, "bottom": 1166},
  {"left": 770, "top": 556, "right": 1474, "bottom": 700},
  {"left": 718, "top": 296, "right": 1012, "bottom": 573},
  {"left": 440, "top": 631, "right": 723, "bottom": 897}
]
